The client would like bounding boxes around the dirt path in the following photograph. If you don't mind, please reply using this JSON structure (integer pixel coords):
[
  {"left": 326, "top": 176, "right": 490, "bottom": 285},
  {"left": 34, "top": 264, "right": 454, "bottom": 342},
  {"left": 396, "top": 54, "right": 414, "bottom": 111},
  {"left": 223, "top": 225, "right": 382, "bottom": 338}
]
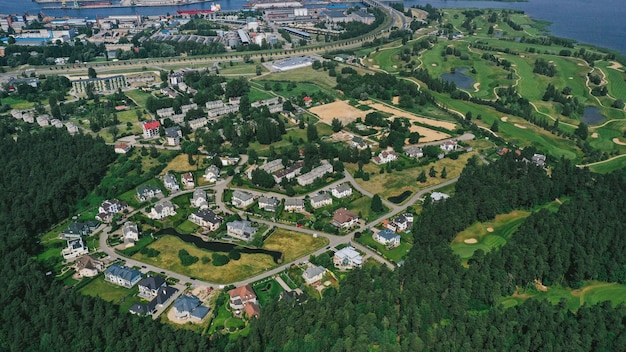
[{"left": 576, "top": 153, "right": 626, "bottom": 168}]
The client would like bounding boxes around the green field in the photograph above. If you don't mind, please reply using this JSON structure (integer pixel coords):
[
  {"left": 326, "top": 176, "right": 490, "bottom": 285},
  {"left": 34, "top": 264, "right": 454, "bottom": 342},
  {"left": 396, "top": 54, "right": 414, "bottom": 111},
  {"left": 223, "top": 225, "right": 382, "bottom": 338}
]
[
  {"left": 252, "top": 278, "right": 284, "bottom": 306},
  {"left": 125, "top": 89, "right": 153, "bottom": 108},
  {"left": 356, "top": 233, "right": 412, "bottom": 263},
  {"left": 501, "top": 282, "right": 626, "bottom": 311},
  {"left": 79, "top": 275, "right": 138, "bottom": 305}
]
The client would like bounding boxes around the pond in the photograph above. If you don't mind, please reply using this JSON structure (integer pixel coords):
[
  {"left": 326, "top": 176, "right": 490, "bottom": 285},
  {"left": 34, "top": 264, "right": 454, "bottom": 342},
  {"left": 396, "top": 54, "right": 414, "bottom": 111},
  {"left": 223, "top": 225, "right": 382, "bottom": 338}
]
[
  {"left": 388, "top": 190, "right": 413, "bottom": 204},
  {"left": 155, "top": 228, "right": 284, "bottom": 263},
  {"left": 440, "top": 67, "right": 475, "bottom": 90},
  {"left": 581, "top": 106, "right": 606, "bottom": 124}
]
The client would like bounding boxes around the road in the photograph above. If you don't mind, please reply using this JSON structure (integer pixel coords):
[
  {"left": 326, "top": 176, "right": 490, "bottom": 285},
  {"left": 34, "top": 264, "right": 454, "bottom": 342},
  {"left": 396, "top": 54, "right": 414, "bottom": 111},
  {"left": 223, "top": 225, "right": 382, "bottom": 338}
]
[{"left": 97, "top": 154, "right": 458, "bottom": 289}]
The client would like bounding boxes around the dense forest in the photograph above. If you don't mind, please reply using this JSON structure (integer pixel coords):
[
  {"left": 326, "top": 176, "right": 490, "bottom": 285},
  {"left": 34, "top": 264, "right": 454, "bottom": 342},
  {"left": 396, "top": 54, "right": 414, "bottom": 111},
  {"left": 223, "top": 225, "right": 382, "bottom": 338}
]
[{"left": 220, "top": 155, "right": 626, "bottom": 351}]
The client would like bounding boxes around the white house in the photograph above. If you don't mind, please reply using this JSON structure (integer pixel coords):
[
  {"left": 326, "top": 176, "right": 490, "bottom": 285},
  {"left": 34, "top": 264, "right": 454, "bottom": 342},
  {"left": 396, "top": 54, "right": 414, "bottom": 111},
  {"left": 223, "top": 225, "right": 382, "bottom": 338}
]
[
  {"left": 284, "top": 198, "right": 305, "bottom": 212},
  {"left": 163, "top": 173, "right": 180, "bottom": 192},
  {"left": 297, "top": 163, "right": 333, "bottom": 186},
  {"left": 74, "top": 255, "right": 104, "bottom": 278},
  {"left": 310, "top": 193, "right": 332, "bottom": 209},
  {"left": 122, "top": 221, "right": 140, "bottom": 243},
  {"left": 165, "top": 126, "right": 182, "bottom": 146},
  {"left": 62, "top": 238, "right": 89, "bottom": 260},
  {"left": 188, "top": 209, "right": 222, "bottom": 231},
  {"left": 302, "top": 265, "right": 326, "bottom": 285},
  {"left": 258, "top": 196, "right": 280, "bottom": 212},
  {"left": 190, "top": 189, "right": 208, "bottom": 208},
  {"left": 137, "top": 276, "right": 166, "bottom": 299},
  {"left": 333, "top": 246, "right": 363, "bottom": 269},
  {"left": 181, "top": 172, "right": 194, "bottom": 188},
  {"left": 430, "top": 192, "right": 450, "bottom": 202},
  {"left": 142, "top": 120, "right": 161, "bottom": 139},
  {"left": 173, "top": 295, "right": 210, "bottom": 321},
  {"left": 232, "top": 190, "right": 254, "bottom": 208},
  {"left": 149, "top": 200, "right": 175, "bottom": 220},
  {"left": 104, "top": 264, "right": 142, "bottom": 288},
  {"left": 228, "top": 284, "right": 258, "bottom": 309},
  {"left": 392, "top": 213, "right": 413, "bottom": 232},
  {"left": 372, "top": 150, "right": 398, "bottom": 165},
  {"left": 404, "top": 145, "right": 423, "bottom": 159},
  {"left": 136, "top": 185, "right": 161, "bottom": 202},
  {"left": 331, "top": 208, "right": 359, "bottom": 229},
  {"left": 204, "top": 165, "right": 220, "bottom": 182},
  {"left": 226, "top": 220, "right": 257, "bottom": 242},
  {"left": 440, "top": 140, "right": 458, "bottom": 152},
  {"left": 331, "top": 183, "right": 352, "bottom": 199},
  {"left": 374, "top": 229, "right": 401, "bottom": 248}
]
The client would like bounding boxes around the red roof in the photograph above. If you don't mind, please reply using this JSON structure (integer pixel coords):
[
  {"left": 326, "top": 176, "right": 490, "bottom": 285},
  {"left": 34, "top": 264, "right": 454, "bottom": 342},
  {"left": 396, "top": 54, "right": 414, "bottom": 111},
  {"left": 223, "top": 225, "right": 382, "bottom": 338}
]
[
  {"left": 143, "top": 121, "right": 161, "bottom": 130},
  {"left": 303, "top": 96, "right": 312, "bottom": 102}
]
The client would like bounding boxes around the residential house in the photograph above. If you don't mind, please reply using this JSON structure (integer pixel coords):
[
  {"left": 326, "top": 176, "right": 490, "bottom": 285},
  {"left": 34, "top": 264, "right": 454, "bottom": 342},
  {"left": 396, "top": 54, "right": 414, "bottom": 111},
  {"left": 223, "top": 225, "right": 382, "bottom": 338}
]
[
  {"left": 60, "top": 222, "right": 91, "bottom": 240},
  {"left": 104, "top": 264, "right": 142, "bottom": 288},
  {"left": 136, "top": 185, "right": 161, "bottom": 202},
  {"left": 350, "top": 136, "right": 368, "bottom": 150},
  {"left": 190, "top": 189, "right": 208, "bottom": 208},
  {"left": 374, "top": 229, "right": 401, "bottom": 248},
  {"left": 206, "top": 100, "right": 224, "bottom": 109},
  {"left": 96, "top": 199, "right": 128, "bottom": 222},
  {"left": 50, "top": 119, "right": 63, "bottom": 128},
  {"left": 188, "top": 117, "right": 208, "bottom": 130},
  {"left": 188, "top": 209, "right": 222, "bottom": 231},
  {"left": 302, "top": 265, "right": 326, "bottom": 285},
  {"left": 114, "top": 143, "right": 131, "bottom": 154},
  {"left": 226, "top": 221, "right": 257, "bottom": 242},
  {"left": 173, "top": 294, "right": 210, "bottom": 321},
  {"left": 156, "top": 107, "right": 175, "bottom": 118},
  {"left": 532, "top": 153, "right": 546, "bottom": 167},
  {"left": 207, "top": 104, "right": 239, "bottom": 118},
  {"left": 228, "top": 284, "right": 258, "bottom": 309},
  {"left": 251, "top": 97, "right": 280, "bottom": 108},
  {"left": 122, "top": 221, "right": 140, "bottom": 243},
  {"left": 373, "top": 150, "right": 398, "bottom": 165},
  {"left": 284, "top": 198, "right": 305, "bottom": 212},
  {"left": 181, "top": 172, "right": 194, "bottom": 188},
  {"left": 258, "top": 196, "right": 280, "bottom": 212},
  {"left": 36, "top": 114, "right": 50, "bottom": 127},
  {"left": 333, "top": 246, "right": 363, "bottom": 269},
  {"left": 244, "top": 302, "right": 261, "bottom": 319},
  {"left": 279, "top": 289, "right": 308, "bottom": 304},
  {"left": 273, "top": 161, "right": 304, "bottom": 183},
  {"left": 232, "top": 190, "right": 254, "bottom": 208},
  {"left": 204, "top": 165, "right": 220, "bottom": 182},
  {"left": 404, "top": 145, "right": 424, "bottom": 159},
  {"left": 331, "top": 183, "right": 352, "bottom": 199},
  {"left": 142, "top": 120, "right": 161, "bottom": 139},
  {"left": 220, "top": 156, "right": 240, "bottom": 166},
  {"left": 137, "top": 276, "right": 166, "bottom": 299},
  {"left": 165, "top": 126, "right": 182, "bottom": 146},
  {"left": 74, "top": 255, "right": 104, "bottom": 278},
  {"left": 181, "top": 103, "right": 198, "bottom": 114},
  {"left": 430, "top": 192, "right": 450, "bottom": 202},
  {"left": 440, "top": 140, "right": 458, "bottom": 152},
  {"left": 331, "top": 208, "right": 359, "bottom": 229},
  {"left": 62, "top": 238, "right": 89, "bottom": 260},
  {"left": 260, "top": 158, "right": 284, "bottom": 174},
  {"left": 66, "top": 122, "right": 79, "bottom": 134},
  {"left": 297, "top": 162, "right": 333, "bottom": 186},
  {"left": 392, "top": 213, "right": 413, "bottom": 232},
  {"left": 129, "top": 285, "right": 178, "bottom": 316},
  {"left": 310, "top": 193, "right": 332, "bottom": 209},
  {"left": 149, "top": 200, "right": 175, "bottom": 220},
  {"left": 163, "top": 173, "right": 180, "bottom": 192}
]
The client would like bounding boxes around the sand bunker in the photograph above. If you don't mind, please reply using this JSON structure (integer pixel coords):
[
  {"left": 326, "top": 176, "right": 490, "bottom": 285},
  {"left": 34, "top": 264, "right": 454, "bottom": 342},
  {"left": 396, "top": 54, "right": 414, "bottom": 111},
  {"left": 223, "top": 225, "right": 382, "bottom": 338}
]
[
  {"left": 473, "top": 82, "right": 480, "bottom": 92},
  {"left": 608, "top": 61, "right": 623, "bottom": 70},
  {"left": 613, "top": 138, "right": 626, "bottom": 146},
  {"left": 591, "top": 132, "right": 599, "bottom": 138},
  {"left": 309, "top": 100, "right": 371, "bottom": 125},
  {"left": 569, "top": 76, "right": 573, "bottom": 80},
  {"left": 514, "top": 123, "right": 527, "bottom": 129},
  {"left": 392, "top": 96, "right": 400, "bottom": 105},
  {"left": 373, "top": 65, "right": 380, "bottom": 69},
  {"left": 486, "top": 227, "right": 494, "bottom": 233},
  {"left": 464, "top": 238, "right": 478, "bottom": 244},
  {"left": 431, "top": 63, "right": 437, "bottom": 67},
  {"left": 500, "top": 116, "right": 508, "bottom": 122}
]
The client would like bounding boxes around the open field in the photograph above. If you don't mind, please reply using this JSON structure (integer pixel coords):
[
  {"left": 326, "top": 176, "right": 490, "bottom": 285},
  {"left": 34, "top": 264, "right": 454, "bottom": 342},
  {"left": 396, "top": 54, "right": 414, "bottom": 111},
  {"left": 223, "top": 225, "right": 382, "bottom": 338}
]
[
  {"left": 265, "top": 66, "right": 337, "bottom": 89},
  {"left": 501, "top": 281, "right": 626, "bottom": 311},
  {"left": 252, "top": 278, "right": 284, "bottom": 306},
  {"left": 357, "top": 233, "right": 412, "bottom": 263},
  {"left": 367, "top": 102, "right": 455, "bottom": 142},
  {"left": 161, "top": 154, "right": 202, "bottom": 174},
  {"left": 79, "top": 275, "right": 138, "bottom": 305},
  {"left": 262, "top": 229, "right": 328, "bottom": 262},
  {"left": 309, "top": 100, "right": 372, "bottom": 125},
  {"left": 134, "top": 235, "right": 278, "bottom": 284},
  {"left": 125, "top": 89, "right": 152, "bottom": 108}
]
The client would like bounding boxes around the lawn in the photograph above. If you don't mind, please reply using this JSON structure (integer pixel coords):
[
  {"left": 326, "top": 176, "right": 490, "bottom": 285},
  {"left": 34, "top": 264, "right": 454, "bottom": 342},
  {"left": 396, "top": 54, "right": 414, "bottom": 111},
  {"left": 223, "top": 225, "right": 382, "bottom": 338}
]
[
  {"left": 262, "top": 228, "right": 328, "bottom": 262},
  {"left": 588, "top": 155, "right": 626, "bottom": 174},
  {"left": 253, "top": 81, "right": 336, "bottom": 101},
  {"left": 252, "top": 277, "right": 284, "bottom": 306},
  {"left": 2, "top": 96, "right": 36, "bottom": 110},
  {"left": 162, "top": 154, "right": 202, "bottom": 174},
  {"left": 133, "top": 235, "right": 277, "bottom": 283},
  {"left": 501, "top": 281, "right": 626, "bottom": 311},
  {"left": 263, "top": 66, "right": 338, "bottom": 90},
  {"left": 249, "top": 87, "right": 275, "bottom": 102},
  {"left": 451, "top": 210, "right": 530, "bottom": 262},
  {"left": 125, "top": 89, "right": 153, "bottom": 108},
  {"left": 597, "top": 61, "right": 626, "bottom": 100},
  {"left": 356, "top": 233, "right": 412, "bottom": 263},
  {"left": 79, "top": 275, "right": 138, "bottom": 305}
]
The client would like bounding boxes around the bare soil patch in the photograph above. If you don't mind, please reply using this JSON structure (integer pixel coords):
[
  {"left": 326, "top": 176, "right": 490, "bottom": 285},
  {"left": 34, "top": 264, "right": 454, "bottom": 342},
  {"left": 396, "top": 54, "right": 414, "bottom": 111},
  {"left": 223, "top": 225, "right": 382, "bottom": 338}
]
[
  {"left": 608, "top": 61, "right": 623, "bottom": 70},
  {"left": 309, "top": 100, "right": 371, "bottom": 125},
  {"left": 514, "top": 123, "right": 527, "bottom": 129},
  {"left": 409, "top": 125, "right": 451, "bottom": 143},
  {"left": 367, "top": 103, "right": 457, "bottom": 130},
  {"left": 392, "top": 96, "right": 400, "bottom": 105},
  {"left": 473, "top": 82, "right": 480, "bottom": 92},
  {"left": 591, "top": 132, "right": 599, "bottom": 138},
  {"left": 464, "top": 238, "right": 478, "bottom": 244},
  {"left": 486, "top": 227, "right": 494, "bottom": 233},
  {"left": 500, "top": 116, "right": 508, "bottom": 122},
  {"left": 534, "top": 279, "right": 548, "bottom": 292},
  {"left": 373, "top": 65, "right": 380, "bottom": 69},
  {"left": 613, "top": 138, "right": 626, "bottom": 146}
]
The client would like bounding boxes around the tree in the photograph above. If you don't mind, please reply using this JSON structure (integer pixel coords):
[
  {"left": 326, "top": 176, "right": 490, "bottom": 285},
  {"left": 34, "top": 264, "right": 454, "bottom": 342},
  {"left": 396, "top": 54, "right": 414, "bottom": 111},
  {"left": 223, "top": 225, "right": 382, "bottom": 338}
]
[
  {"left": 307, "top": 123, "right": 318, "bottom": 142},
  {"left": 408, "top": 132, "right": 421, "bottom": 144},
  {"left": 575, "top": 122, "right": 588, "bottom": 140},
  {"left": 491, "top": 120, "right": 499, "bottom": 132},
  {"left": 212, "top": 253, "right": 230, "bottom": 266},
  {"left": 108, "top": 125, "right": 119, "bottom": 141},
  {"left": 331, "top": 118, "right": 343, "bottom": 132},
  {"left": 417, "top": 170, "right": 427, "bottom": 183},
  {"left": 87, "top": 67, "right": 97, "bottom": 79},
  {"left": 429, "top": 166, "right": 437, "bottom": 177},
  {"left": 256, "top": 65, "right": 262, "bottom": 76},
  {"left": 441, "top": 167, "right": 447, "bottom": 179},
  {"left": 251, "top": 169, "right": 275, "bottom": 188},
  {"left": 371, "top": 194, "right": 384, "bottom": 213}
]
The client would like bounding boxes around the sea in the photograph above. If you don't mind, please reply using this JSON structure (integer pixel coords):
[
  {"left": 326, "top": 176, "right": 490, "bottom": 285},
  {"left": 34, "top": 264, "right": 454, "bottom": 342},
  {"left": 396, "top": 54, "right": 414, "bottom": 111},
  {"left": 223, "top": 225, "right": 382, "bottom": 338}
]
[{"left": 0, "top": 0, "right": 624, "bottom": 55}]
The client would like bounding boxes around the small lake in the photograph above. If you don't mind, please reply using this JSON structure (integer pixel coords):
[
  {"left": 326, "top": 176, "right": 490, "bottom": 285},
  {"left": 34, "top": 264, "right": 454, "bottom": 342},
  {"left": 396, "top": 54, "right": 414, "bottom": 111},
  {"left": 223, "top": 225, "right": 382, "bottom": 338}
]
[
  {"left": 582, "top": 106, "right": 606, "bottom": 124},
  {"left": 440, "top": 68, "right": 475, "bottom": 91},
  {"left": 155, "top": 228, "right": 284, "bottom": 263}
]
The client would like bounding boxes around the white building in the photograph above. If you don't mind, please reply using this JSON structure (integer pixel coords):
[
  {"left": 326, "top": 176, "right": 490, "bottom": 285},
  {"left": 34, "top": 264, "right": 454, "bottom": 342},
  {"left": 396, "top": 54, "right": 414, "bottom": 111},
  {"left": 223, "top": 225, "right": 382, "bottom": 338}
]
[{"left": 333, "top": 246, "right": 363, "bottom": 269}]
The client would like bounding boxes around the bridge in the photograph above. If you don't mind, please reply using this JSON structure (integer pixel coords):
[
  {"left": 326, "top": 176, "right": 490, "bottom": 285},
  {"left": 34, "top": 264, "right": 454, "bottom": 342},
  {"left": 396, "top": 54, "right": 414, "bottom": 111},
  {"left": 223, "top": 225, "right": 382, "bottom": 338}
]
[{"left": 362, "top": 0, "right": 410, "bottom": 30}]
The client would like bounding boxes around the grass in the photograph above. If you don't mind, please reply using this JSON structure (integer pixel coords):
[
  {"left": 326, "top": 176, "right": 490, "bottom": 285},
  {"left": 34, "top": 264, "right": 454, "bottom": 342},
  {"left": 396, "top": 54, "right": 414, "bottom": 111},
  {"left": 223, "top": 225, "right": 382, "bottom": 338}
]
[
  {"left": 356, "top": 233, "right": 412, "bottom": 263},
  {"left": 79, "top": 275, "right": 138, "bottom": 305},
  {"left": 162, "top": 154, "right": 202, "bottom": 174},
  {"left": 501, "top": 281, "right": 626, "bottom": 311},
  {"left": 254, "top": 81, "right": 336, "bottom": 101},
  {"left": 588, "top": 155, "right": 626, "bottom": 174},
  {"left": 252, "top": 278, "right": 284, "bottom": 306},
  {"left": 597, "top": 61, "right": 626, "bottom": 100},
  {"left": 134, "top": 235, "right": 274, "bottom": 283},
  {"left": 263, "top": 67, "right": 338, "bottom": 90},
  {"left": 2, "top": 96, "right": 36, "bottom": 110},
  {"left": 262, "top": 228, "right": 328, "bottom": 263},
  {"left": 125, "top": 89, "right": 153, "bottom": 109},
  {"left": 248, "top": 87, "right": 275, "bottom": 102}
]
